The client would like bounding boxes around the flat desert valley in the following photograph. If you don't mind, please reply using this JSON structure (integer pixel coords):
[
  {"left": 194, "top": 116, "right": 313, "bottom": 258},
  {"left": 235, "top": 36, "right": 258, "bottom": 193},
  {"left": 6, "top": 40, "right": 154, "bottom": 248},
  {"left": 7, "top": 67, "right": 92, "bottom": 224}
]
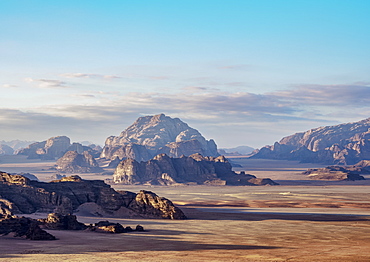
[{"left": 0, "top": 156, "right": 370, "bottom": 261}]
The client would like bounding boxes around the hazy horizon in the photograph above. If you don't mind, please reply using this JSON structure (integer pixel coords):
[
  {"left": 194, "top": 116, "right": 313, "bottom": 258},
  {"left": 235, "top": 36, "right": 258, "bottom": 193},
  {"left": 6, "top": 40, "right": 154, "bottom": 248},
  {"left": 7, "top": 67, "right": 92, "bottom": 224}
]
[{"left": 1, "top": 1, "right": 370, "bottom": 148}]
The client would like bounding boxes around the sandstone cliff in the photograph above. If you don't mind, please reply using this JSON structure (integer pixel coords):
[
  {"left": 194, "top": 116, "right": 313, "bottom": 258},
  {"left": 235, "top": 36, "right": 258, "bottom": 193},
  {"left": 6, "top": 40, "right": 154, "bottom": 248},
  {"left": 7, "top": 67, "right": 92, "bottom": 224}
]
[
  {"left": 101, "top": 114, "right": 219, "bottom": 161},
  {"left": 251, "top": 117, "right": 370, "bottom": 165},
  {"left": 113, "top": 153, "right": 278, "bottom": 186},
  {"left": 55, "top": 151, "right": 102, "bottom": 173},
  {"left": 0, "top": 172, "right": 186, "bottom": 219}
]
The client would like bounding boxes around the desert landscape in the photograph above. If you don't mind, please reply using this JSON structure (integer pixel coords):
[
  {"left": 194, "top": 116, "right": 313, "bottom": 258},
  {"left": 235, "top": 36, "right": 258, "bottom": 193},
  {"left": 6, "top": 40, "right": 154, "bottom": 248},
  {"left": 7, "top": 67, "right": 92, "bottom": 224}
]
[
  {"left": 2, "top": 2, "right": 370, "bottom": 260},
  {"left": 0, "top": 155, "right": 369, "bottom": 262}
]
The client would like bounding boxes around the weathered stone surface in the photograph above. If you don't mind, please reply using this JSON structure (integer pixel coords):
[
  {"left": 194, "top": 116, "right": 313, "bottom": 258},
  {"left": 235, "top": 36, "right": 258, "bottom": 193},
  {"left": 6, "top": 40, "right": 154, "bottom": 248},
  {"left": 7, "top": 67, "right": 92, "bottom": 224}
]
[
  {"left": 101, "top": 114, "right": 219, "bottom": 161},
  {"left": 0, "top": 172, "right": 186, "bottom": 219},
  {"left": 251, "top": 117, "right": 370, "bottom": 165},
  {"left": 128, "top": 190, "right": 187, "bottom": 219},
  {"left": 113, "top": 153, "right": 278, "bottom": 186},
  {"left": 0, "top": 216, "right": 56, "bottom": 240},
  {"left": 41, "top": 213, "right": 87, "bottom": 230},
  {"left": 11, "top": 172, "right": 38, "bottom": 181},
  {"left": 55, "top": 151, "right": 102, "bottom": 173},
  {"left": 17, "top": 136, "right": 71, "bottom": 160}
]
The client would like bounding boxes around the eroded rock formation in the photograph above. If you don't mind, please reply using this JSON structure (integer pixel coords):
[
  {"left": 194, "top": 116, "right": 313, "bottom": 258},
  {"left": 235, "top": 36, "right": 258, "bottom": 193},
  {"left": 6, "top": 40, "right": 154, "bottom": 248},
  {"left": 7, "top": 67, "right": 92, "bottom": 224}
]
[
  {"left": 251, "top": 117, "right": 370, "bottom": 165},
  {"left": 17, "top": 136, "right": 71, "bottom": 160},
  {"left": 113, "top": 153, "right": 278, "bottom": 186},
  {"left": 0, "top": 172, "right": 186, "bottom": 219},
  {"left": 55, "top": 151, "right": 102, "bottom": 173},
  {"left": 101, "top": 114, "right": 219, "bottom": 161}
]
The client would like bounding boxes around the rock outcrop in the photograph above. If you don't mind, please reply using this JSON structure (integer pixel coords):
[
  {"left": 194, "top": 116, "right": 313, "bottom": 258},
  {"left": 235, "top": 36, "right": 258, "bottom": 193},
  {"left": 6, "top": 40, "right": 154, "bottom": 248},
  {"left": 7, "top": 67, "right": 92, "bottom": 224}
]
[
  {"left": 100, "top": 114, "right": 219, "bottom": 161},
  {"left": 302, "top": 166, "right": 366, "bottom": 181},
  {"left": 0, "top": 216, "right": 56, "bottom": 240},
  {"left": 55, "top": 151, "right": 102, "bottom": 173},
  {"left": 17, "top": 136, "right": 71, "bottom": 160},
  {"left": 0, "top": 172, "right": 186, "bottom": 219},
  {"left": 251, "top": 117, "right": 370, "bottom": 165},
  {"left": 113, "top": 153, "right": 278, "bottom": 186},
  {"left": 41, "top": 213, "right": 87, "bottom": 230}
]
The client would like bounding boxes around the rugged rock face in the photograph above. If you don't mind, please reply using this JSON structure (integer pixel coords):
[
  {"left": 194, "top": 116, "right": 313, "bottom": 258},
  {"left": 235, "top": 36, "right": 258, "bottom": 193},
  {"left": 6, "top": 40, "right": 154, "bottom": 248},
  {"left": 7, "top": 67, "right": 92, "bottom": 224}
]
[
  {"left": 128, "top": 190, "right": 186, "bottom": 219},
  {"left": 0, "top": 172, "right": 186, "bottom": 219},
  {"left": 113, "top": 153, "right": 278, "bottom": 186},
  {"left": 55, "top": 151, "right": 102, "bottom": 173},
  {"left": 251, "top": 118, "right": 370, "bottom": 165},
  {"left": 17, "top": 136, "right": 71, "bottom": 160},
  {"left": 0, "top": 144, "right": 14, "bottom": 155},
  {"left": 41, "top": 213, "right": 87, "bottom": 230},
  {"left": 101, "top": 114, "right": 219, "bottom": 161},
  {"left": 0, "top": 216, "right": 56, "bottom": 240},
  {"left": 302, "top": 166, "right": 366, "bottom": 181}
]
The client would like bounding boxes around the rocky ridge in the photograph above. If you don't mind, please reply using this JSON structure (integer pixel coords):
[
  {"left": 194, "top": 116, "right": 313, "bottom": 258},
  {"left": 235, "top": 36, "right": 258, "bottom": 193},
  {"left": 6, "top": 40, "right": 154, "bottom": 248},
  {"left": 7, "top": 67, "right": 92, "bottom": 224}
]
[
  {"left": 101, "top": 114, "right": 219, "bottom": 162},
  {"left": 0, "top": 172, "right": 186, "bottom": 219},
  {"left": 251, "top": 117, "right": 370, "bottom": 165},
  {"left": 113, "top": 153, "right": 278, "bottom": 186}
]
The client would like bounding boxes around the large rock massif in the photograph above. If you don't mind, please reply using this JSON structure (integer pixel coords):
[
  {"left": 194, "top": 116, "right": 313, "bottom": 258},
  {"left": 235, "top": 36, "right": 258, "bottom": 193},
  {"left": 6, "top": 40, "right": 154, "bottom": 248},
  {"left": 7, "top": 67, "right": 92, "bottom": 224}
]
[
  {"left": 101, "top": 114, "right": 219, "bottom": 162},
  {"left": 17, "top": 136, "right": 71, "bottom": 160},
  {"left": 251, "top": 117, "right": 370, "bottom": 165},
  {"left": 113, "top": 153, "right": 278, "bottom": 186},
  {"left": 16, "top": 136, "right": 102, "bottom": 160},
  {"left": 0, "top": 172, "right": 186, "bottom": 219},
  {"left": 55, "top": 151, "right": 102, "bottom": 173}
]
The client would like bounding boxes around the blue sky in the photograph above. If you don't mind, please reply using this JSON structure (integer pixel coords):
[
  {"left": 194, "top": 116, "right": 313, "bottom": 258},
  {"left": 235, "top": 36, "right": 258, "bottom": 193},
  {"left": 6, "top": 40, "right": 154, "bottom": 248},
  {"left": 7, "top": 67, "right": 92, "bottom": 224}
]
[{"left": 1, "top": 0, "right": 370, "bottom": 148}]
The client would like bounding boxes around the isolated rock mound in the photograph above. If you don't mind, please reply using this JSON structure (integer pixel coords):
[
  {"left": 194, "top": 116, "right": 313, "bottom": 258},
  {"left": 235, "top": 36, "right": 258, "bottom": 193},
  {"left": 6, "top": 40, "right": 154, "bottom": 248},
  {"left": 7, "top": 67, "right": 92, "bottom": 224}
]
[
  {"left": 101, "top": 114, "right": 219, "bottom": 161},
  {"left": 251, "top": 117, "right": 370, "bottom": 165},
  {"left": 55, "top": 151, "right": 102, "bottom": 173},
  {"left": 113, "top": 153, "right": 278, "bottom": 186},
  {"left": 0, "top": 172, "right": 185, "bottom": 219}
]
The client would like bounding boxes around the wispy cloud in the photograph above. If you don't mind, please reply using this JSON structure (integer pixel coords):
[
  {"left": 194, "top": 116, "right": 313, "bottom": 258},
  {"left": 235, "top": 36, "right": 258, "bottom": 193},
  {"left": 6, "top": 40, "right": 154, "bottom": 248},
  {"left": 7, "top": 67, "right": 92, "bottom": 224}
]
[
  {"left": 24, "top": 78, "right": 68, "bottom": 89},
  {"left": 2, "top": 84, "right": 17, "bottom": 88},
  {"left": 61, "top": 73, "right": 121, "bottom": 79}
]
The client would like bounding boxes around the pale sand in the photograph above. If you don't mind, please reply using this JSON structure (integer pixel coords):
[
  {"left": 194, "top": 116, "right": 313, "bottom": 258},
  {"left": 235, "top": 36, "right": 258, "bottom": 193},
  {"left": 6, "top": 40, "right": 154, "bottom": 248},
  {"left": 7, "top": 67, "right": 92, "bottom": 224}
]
[{"left": 0, "top": 155, "right": 370, "bottom": 261}]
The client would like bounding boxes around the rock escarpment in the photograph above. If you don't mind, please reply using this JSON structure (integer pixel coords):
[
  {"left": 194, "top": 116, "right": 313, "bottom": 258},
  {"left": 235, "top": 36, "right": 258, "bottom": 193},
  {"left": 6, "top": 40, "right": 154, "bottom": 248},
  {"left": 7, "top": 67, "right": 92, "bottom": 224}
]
[
  {"left": 251, "top": 117, "right": 370, "bottom": 165},
  {"left": 55, "top": 151, "right": 102, "bottom": 173},
  {"left": 0, "top": 172, "right": 186, "bottom": 219},
  {"left": 113, "top": 153, "right": 278, "bottom": 186},
  {"left": 101, "top": 114, "right": 219, "bottom": 162}
]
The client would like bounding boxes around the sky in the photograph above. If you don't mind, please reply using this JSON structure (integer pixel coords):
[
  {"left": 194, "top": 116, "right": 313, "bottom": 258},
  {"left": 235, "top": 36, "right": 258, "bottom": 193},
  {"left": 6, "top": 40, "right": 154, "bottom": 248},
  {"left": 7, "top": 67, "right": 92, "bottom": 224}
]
[{"left": 1, "top": 0, "right": 370, "bottom": 148}]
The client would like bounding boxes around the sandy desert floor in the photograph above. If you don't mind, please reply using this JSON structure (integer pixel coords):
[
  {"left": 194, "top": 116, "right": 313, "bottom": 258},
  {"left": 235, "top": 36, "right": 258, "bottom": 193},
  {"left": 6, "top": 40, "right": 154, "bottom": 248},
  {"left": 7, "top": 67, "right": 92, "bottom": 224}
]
[{"left": 0, "top": 156, "right": 370, "bottom": 261}]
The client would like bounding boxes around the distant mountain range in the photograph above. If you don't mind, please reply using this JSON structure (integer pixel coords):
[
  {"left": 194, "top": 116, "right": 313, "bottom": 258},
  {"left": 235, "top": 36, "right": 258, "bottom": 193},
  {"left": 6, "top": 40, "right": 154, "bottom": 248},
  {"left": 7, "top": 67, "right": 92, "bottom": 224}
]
[
  {"left": 250, "top": 117, "right": 370, "bottom": 165},
  {"left": 218, "top": 145, "right": 254, "bottom": 156}
]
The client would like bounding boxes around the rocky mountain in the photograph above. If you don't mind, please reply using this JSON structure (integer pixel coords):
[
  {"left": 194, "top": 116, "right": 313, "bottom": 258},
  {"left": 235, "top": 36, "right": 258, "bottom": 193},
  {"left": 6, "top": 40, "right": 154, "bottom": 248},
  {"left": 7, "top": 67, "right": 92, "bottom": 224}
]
[
  {"left": 113, "top": 153, "right": 278, "bottom": 186},
  {"left": 0, "top": 144, "right": 14, "bottom": 155},
  {"left": 16, "top": 136, "right": 102, "bottom": 160},
  {"left": 0, "top": 172, "right": 186, "bottom": 219},
  {"left": 101, "top": 114, "right": 219, "bottom": 162},
  {"left": 250, "top": 117, "right": 370, "bottom": 165},
  {"left": 17, "top": 136, "right": 71, "bottom": 160},
  {"left": 55, "top": 151, "right": 102, "bottom": 173}
]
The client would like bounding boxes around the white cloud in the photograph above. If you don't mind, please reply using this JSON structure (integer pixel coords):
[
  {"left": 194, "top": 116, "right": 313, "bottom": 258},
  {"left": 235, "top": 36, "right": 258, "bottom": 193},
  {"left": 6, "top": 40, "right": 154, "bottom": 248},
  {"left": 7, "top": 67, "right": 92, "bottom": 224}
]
[
  {"left": 24, "top": 78, "right": 68, "bottom": 88},
  {"left": 61, "top": 73, "right": 121, "bottom": 79}
]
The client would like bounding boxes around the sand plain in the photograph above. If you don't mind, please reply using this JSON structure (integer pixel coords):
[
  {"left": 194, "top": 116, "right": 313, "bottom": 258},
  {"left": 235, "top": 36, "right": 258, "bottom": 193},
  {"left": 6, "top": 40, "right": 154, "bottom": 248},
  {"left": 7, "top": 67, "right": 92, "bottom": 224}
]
[{"left": 0, "top": 156, "right": 370, "bottom": 261}]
